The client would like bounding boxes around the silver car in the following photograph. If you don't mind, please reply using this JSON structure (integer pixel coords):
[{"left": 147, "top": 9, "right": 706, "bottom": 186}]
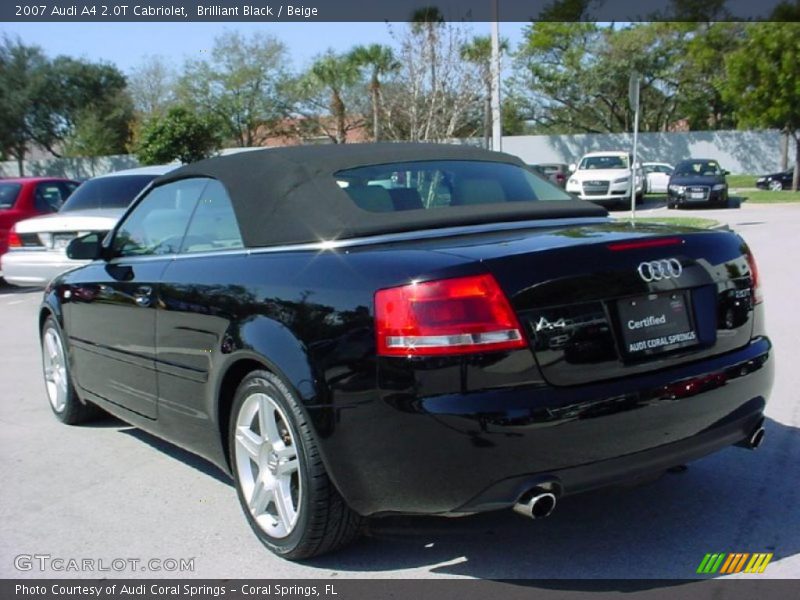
[{"left": 2, "top": 165, "right": 175, "bottom": 287}]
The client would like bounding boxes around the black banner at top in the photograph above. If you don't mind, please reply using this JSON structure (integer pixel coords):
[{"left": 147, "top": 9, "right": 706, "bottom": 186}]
[{"left": 2, "top": 0, "right": 800, "bottom": 22}]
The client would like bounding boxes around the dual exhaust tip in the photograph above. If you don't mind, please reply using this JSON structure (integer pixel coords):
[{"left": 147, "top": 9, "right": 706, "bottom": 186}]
[{"left": 513, "top": 489, "right": 558, "bottom": 520}]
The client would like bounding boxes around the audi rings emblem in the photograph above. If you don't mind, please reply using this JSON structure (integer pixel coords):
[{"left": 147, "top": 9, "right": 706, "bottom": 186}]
[{"left": 637, "top": 258, "right": 683, "bottom": 282}]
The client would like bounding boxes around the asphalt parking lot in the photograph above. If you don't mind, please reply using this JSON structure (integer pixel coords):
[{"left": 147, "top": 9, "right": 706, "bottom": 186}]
[{"left": 1, "top": 199, "right": 798, "bottom": 580}]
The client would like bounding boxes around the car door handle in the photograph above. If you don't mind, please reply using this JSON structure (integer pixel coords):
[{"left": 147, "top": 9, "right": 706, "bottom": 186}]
[{"left": 134, "top": 286, "right": 153, "bottom": 307}]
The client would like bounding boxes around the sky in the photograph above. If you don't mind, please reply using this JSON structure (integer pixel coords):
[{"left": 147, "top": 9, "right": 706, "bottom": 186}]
[{"left": 1, "top": 21, "right": 527, "bottom": 74}]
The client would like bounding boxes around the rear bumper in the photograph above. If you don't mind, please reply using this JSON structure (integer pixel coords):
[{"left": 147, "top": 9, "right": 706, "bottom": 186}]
[
  {"left": 1, "top": 250, "right": 87, "bottom": 286},
  {"left": 457, "top": 402, "right": 763, "bottom": 513},
  {"left": 324, "top": 337, "right": 773, "bottom": 516}
]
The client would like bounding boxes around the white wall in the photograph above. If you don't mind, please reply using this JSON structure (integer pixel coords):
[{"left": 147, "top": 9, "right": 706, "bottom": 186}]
[{"left": 500, "top": 130, "right": 793, "bottom": 174}]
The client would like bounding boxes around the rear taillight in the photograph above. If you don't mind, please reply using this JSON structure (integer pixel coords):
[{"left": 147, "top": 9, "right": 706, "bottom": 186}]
[
  {"left": 8, "top": 228, "right": 21, "bottom": 248},
  {"left": 375, "top": 274, "right": 527, "bottom": 357},
  {"left": 744, "top": 247, "right": 762, "bottom": 304}
]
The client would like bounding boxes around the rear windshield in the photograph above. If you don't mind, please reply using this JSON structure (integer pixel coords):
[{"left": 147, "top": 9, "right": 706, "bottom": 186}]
[
  {"left": 578, "top": 155, "right": 629, "bottom": 170},
  {"left": 674, "top": 160, "right": 722, "bottom": 177},
  {"left": 334, "top": 160, "right": 571, "bottom": 212},
  {"left": 0, "top": 183, "right": 22, "bottom": 209},
  {"left": 60, "top": 175, "right": 156, "bottom": 212}
]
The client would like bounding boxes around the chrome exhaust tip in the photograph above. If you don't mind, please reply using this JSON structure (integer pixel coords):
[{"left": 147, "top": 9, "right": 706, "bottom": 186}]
[
  {"left": 737, "top": 423, "right": 766, "bottom": 450},
  {"left": 513, "top": 490, "right": 558, "bottom": 520},
  {"left": 749, "top": 427, "right": 766, "bottom": 450}
]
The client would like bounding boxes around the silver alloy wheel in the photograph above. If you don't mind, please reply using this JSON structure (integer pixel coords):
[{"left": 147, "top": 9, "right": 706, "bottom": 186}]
[
  {"left": 42, "top": 327, "right": 68, "bottom": 413},
  {"left": 769, "top": 180, "right": 783, "bottom": 191},
  {"left": 234, "top": 392, "right": 301, "bottom": 539}
]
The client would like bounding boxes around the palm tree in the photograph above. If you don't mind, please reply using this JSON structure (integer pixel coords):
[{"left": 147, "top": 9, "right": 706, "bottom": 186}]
[
  {"left": 349, "top": 44, "right": 399, "bottom": 142},
  {"left": 309, "top": 52, "right": 360, "bottom": 144},
  {"left": 460, "top": 36, "right": 509, "bottom": 148},
  {"left": 410, "top": 6, "right": 445, "bottom": 92}
]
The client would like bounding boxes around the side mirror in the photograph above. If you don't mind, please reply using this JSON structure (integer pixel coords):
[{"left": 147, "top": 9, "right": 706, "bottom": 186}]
[
  {"left": 66, "top": 232, "right": 104, "bottom": 261},
  {"left": 723, "top": 170, "right": 730, "bottom": 176},
  {"left": 568, "top": 163, "right": 576, "bottom": 173}
]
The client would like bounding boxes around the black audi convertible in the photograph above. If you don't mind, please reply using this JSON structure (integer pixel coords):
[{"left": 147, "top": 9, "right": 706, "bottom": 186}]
[{"left": 40, "top": 144, "right": 772, "bottom": 559}]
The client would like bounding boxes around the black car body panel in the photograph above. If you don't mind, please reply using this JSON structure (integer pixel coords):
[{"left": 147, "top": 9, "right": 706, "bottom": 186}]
[{"left": 40, "top": 145, "right": 771, "bottom": 522}]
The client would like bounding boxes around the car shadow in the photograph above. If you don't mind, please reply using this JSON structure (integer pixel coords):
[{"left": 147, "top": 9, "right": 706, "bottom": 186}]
[
  {"left": 0, "top": 281, "right": 44, "bottom": 295},
  {"left": 669, "top": 197, "right": 743, "bottom": 210},
  {"left": 109, "top": 410, "right": 799, "bottom": 583},
  {"left": 119, "top": 426, "right": 233, "bottom": 486},
  {"left": 297, "top": 417, "right": 799, "bottom": 582}
]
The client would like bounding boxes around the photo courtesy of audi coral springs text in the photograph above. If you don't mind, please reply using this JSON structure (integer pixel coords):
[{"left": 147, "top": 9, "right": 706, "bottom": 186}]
[{"left": 40, "top": 144, "right": 773, "bottom": 559}]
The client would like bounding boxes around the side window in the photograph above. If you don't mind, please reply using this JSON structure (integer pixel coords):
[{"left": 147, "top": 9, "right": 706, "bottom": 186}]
[
  {"left": 35, "top": 183, "right": 65, "bottom": 212},
  {"left": 59, "top": 181, "right": 79, "bottom": 199},
  {"left": 181, "top": 180, "right": 244, "bottom": 253},
  {"left": 113, "top": 178, "right": 207, "bottom": 258}
]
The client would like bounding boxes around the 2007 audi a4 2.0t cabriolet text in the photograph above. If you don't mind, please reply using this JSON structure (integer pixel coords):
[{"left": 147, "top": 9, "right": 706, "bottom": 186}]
[{"left": 40, "top": 144, "right": 773, "bottom": 559}]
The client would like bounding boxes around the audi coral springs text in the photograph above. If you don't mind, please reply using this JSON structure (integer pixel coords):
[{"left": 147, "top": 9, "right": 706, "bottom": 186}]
[{"left": 40, "top": 144, "right": 772, "bottom": 559}]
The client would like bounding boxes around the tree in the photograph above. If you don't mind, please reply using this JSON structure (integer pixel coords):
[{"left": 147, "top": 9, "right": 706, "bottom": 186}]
[
  {"left": 410, "top": 6, "right": 445, "bottom": 94},
  {"left": 349, "top": 44, "right": 399, "bottom": 141},
  {"left": 62, "top": 94, "right": 134, "bottom": 175},
  {"left": 381, "top": 20, "right": 483, "bottom": 141},
  {"left": 33, "top": 56, "right": 133, "bottom": 156},
  {"left": 133, "top": 106, "right": 222, "bottom": 165},
  {"left": 724, "top": 23, "right": 800, "bottom": 191},
  {"left": 177, "top": 31, "right": 289, "bottom": 147},
  {"left": 512, "top": 22, "right": 742, "bottom": 134},
  {"left": 128, "top": 55, "right": 177, "bottom": 118},
  {"left": 0, "top": 36, "right": 132, "bottom": 173},
  {"left": 673, "top": 22, "right": 746, "bottom": 129},
  {"left": 303, "top": 51, "right": 362, "bottom": 144},
  {"left": 460, "top": 36, "right": 509, "bottom": 147},
  {"left": 0, "top": 36, "right": 48, "bottom": 174}
]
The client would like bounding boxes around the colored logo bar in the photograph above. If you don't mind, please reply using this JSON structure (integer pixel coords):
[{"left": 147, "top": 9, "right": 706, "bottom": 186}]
[{"left": 697, "top": 552, "right": 773, "bottom": 574}]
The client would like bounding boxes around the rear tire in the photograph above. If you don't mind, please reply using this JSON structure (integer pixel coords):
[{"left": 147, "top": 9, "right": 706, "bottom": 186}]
[
  {"left": 41, "top": 317, "right": 100, "bottom": 425},
  {"left": 229, "top": 370, "right": 362, "bottom": 560}
]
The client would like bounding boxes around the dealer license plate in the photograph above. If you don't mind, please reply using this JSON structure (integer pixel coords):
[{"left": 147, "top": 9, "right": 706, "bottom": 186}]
[{"left": 617, "top": 291, "right": 698, "bottom": 357}]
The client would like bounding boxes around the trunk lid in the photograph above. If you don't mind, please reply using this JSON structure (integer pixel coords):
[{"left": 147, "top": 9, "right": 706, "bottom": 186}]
[
  {"left": 13, "top": 208, "right": 124, "bottom": 234},
  {"left": 13, "top": 208, "right": 123, "bottom": 250},
  {"left": 428, "top": 221, "right": 756, "bottom": 386}
]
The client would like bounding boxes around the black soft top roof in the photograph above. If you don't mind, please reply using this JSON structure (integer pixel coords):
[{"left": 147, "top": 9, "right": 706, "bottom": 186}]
[{"left": 157, "top": 143, "right": 607, "bottom": 248}]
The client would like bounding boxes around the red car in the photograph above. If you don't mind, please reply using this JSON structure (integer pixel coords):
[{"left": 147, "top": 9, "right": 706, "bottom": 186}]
[{"left": 0, "top": 177, "right": 79, "bottom": 276}]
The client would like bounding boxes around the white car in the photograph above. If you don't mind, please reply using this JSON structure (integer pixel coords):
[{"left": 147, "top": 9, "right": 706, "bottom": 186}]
[
  {"left": 565, "top": 151, "right": 644, "bottom": 208},
  {"left": 3, "top": 165, "right": 175, "bottom": 287},
  {"left": 642, "top": 162, "right": 674, "bottom": 194}
]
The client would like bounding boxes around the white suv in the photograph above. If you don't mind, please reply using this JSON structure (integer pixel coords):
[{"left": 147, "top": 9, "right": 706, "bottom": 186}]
[{"left": 566, "top": 151, "right": 644, "bottom": 208}]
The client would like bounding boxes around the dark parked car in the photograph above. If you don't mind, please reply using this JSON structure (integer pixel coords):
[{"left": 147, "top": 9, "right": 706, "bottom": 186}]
[
  {"left": 755, "top": 168, "right": 795, "bottom": 191},
  {"left": 529, "top": 163, "right": 569, "bottom": 188},
  {"left": 42, "top": 144, "right": 772, "bottom": 560},
  {"left": 667, "top": 159, "right": 729, "bottom": 208}
]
